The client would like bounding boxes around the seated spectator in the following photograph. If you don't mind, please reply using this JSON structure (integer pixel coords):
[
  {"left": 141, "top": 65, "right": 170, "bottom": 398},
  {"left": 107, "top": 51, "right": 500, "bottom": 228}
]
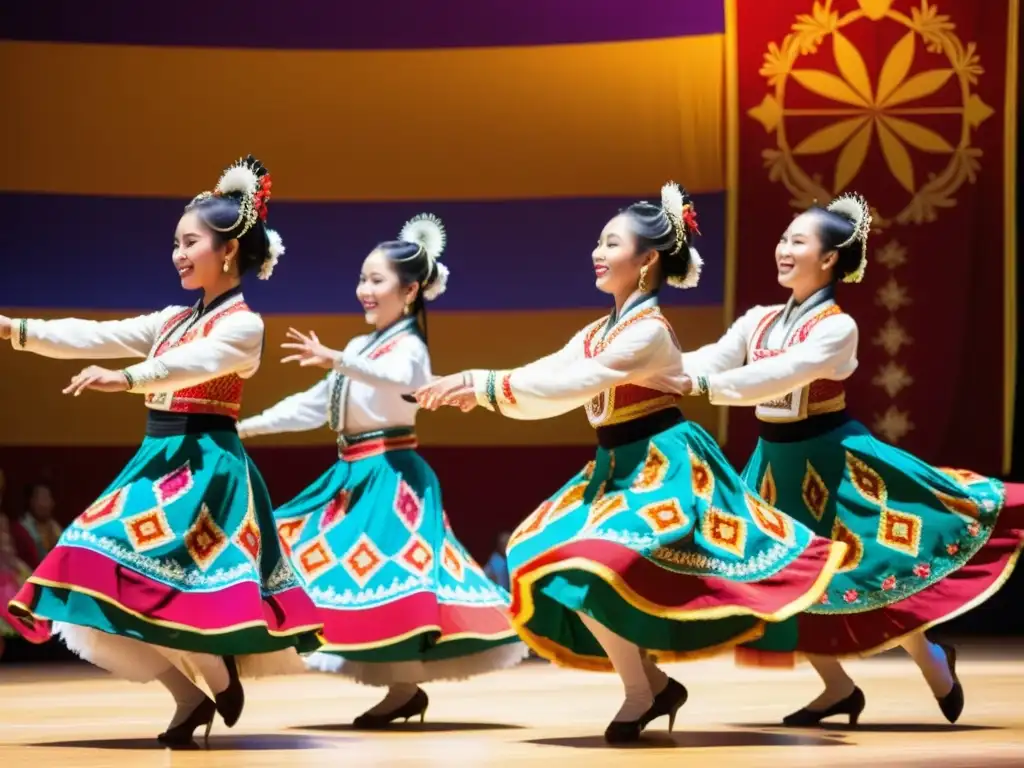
[
  {"left": 483, "top": 531, "right": 512, "bottom": 592},
  {"left": 18, "top": 481, "right": 62, "bottom": 565},
  {"left": 0, "top": 508, "right": 32, "bottom": 659}
]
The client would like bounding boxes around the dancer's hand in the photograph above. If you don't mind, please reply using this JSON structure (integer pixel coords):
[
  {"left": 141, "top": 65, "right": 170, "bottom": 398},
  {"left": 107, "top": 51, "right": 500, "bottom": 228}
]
[
  {"left": 281, "top": 328, "right": 338, "bottom": 369},
  {"left": 0, "top": 316, "right": 11, "bottom": 341},
  {"left": 415, "top": 373, "right": 476, "bottom": 412},
  {"left": 63, "top": 365, "right": 130, "bottom": 396},
  {"left": 679, "top": 375, "right": 694, "bottom": 396}
]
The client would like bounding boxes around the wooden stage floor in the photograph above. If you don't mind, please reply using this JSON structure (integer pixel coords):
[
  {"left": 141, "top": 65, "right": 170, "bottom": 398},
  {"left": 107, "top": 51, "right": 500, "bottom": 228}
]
[{"left": 1, "top": 643, "right": 1022, "bottom": 767}]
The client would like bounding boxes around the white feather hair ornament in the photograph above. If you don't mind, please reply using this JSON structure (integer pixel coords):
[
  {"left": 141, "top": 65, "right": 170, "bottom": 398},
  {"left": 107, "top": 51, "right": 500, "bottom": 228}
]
[
  {"left": 667, "top": 247, "right": 703, "bottom": 289},
  {"left": 216, "top": 161, "right": 260, "bottom": 197},
  {"left": 399, "top": 213, "right": 449, "bottom": 302},
  {"left": 259, "top": 228, "right": 285, "bottom": 281},
  {"left": 660, "top": 181, "right": 685, "bottom": 233},
  {"left": 660, "top": 180, "right": 701, "bottom": 289},
  {"left": 825, "top": 192, "right": 872, "bottom": 284}
]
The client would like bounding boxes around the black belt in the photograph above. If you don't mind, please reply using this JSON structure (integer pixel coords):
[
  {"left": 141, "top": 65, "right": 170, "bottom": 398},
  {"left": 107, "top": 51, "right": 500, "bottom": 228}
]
[
  {"left": 758, "top": 410, "right": 850, "bottom": 443},
  {"left": 596, "top": 408, "right": 684, "bottom": 449},
  {"left": 146, "top": 411, "right": 237, "bottom": 437}
]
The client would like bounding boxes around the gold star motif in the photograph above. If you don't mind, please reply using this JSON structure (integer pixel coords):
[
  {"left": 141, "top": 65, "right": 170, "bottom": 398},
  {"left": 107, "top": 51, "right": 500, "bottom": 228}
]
[
  {"left": 874, "top": 406, "right": 914, "bottom": 443},
  {"left": 873, "top": 317, "right": 913, "bottom": 356},
  {"left": 875, "top": 240, "right": 908, "bottom": 270},
  {"left": 876, "top": 277, "right": 911, "bottom": 313},
  {"left": 872, "top": 361, "right": 914, "bottom": 398}
]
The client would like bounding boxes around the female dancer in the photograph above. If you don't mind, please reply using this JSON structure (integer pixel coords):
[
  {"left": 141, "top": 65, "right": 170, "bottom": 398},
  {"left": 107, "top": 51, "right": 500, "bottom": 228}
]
[
  {"left": 1, "top": 156, "right": 321, "bottom": 747},
  {"left": 415, "top": 183, "right": 846, "bottom": 743},
  {"left": 238, "top": 213, "right": 527, "bottom": 727},
  {"left": 681, "top": 193, "right": 1023, "bottom": 725},
  {"left": 0, "top": 513, "right": 31, "bottom": 658}
]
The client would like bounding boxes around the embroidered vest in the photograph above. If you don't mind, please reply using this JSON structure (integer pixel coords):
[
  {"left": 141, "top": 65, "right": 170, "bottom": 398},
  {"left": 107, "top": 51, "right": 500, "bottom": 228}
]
[
  {"left": 751, "top": 304, "right": 846, "bottom": 423},
  {"left": 144, "top": 302, "right": 251, "bottom": 417},
  {"left": 326, "top": 319, "right": 420, "bottom": 435},
  {"left": 582, "top": 307, "right": 684, "bottom": 428}
]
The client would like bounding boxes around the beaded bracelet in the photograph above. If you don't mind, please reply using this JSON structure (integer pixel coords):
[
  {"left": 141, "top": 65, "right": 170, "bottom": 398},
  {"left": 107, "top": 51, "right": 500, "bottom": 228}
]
[{"left": 485, "top": 370, "right": 498, "bottom": 407}]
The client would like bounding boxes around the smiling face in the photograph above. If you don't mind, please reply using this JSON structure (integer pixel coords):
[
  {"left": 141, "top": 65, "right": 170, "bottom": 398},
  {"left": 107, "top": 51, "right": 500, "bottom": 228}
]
[
  {"left": 356, "top": 249, "right": 419, "bottom": 329},
  {"left": 592, "top": 214, "right": 652, "bottom": 297},
  {"left": 173, "top": 211, "right": 237, "bottom": 291},
  {"left": 775, "top": 211, "right": 837, "bottom": 298}
]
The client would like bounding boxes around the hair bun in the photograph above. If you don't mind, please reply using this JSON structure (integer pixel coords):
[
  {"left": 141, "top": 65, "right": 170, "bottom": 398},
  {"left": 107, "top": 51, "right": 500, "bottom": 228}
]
[
  {"left": 825, "top": 192, "right": 871, "bottom": 284},
  {"left": 400, "top": 213, "right": 449, "bottom": 301}
]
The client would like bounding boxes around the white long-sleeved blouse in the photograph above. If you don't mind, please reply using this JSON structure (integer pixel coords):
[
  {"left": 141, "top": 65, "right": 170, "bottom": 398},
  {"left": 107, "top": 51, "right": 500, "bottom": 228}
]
[
  {"left": 10, "top": 290, "right": 263, "bottom": 417},
  {"left": 683, "top": 287, "right": 858, "bottom": 422},
  {"left": 237, "top": 316, "right": 429, "bottom": 439},
  {"left": 469, "top": 295, "right": 687, "bottom": 427}
]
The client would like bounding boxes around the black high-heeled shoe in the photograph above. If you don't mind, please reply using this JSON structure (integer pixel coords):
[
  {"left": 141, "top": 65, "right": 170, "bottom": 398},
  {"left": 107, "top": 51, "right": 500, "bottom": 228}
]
[
  {"left": 604, "top": 718, "right": 643, "bottom": 744},
  {"left": 157, "top": 696, "right": 216, "bottom": 749},
  {"left": 782, "top": 685, "right": 865, "bottom": 727},
  {"left": 352, "top": 688, "right": 429, "bottom": 729},
  {"left": 937, "top": 643, "right": 964, "bottom": 723},
  {"left": 603, "top": 679, "right": 689, "bottom": 745},
  {"left": 641, "top": 677, "right": 689, "bottom": 732},
  {"left": 214, "top": 655, "right": 245, "bottom": 728}
]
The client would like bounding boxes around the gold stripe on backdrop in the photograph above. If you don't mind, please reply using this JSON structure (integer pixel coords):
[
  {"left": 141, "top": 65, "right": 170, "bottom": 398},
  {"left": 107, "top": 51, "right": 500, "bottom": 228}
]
[{"left": 0, "top": 36, "right": 724, "bottom": 201}]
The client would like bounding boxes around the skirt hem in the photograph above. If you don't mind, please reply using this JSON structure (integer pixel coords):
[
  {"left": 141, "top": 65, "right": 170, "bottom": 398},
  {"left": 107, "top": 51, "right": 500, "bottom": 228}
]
[{"left": 303, "top": 642, "right": 530, "bottom": 685}]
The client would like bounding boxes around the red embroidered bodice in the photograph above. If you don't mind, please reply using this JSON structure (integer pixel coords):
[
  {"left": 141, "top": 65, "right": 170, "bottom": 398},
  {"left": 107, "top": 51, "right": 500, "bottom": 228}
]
[
  {"left": 751, "top": 304, "right": 846, "bottom": 420},
  {"left": 582, "top": 308, "right": 684, "bottom": 427},
  {"left": 144, "top": 302, "right": 250, "bottom": 418}
]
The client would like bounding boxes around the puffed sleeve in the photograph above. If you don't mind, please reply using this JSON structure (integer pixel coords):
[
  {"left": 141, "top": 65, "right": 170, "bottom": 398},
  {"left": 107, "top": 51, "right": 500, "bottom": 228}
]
[
  {"left": 468, "top": 320, "right": 675, "bottom": 421},
  {"left": 705, "top": 314, "right": 859, "bottom": 406},
  {"left": 332, "top": 334, "right": 430, "bottom": 391},
  {"left": 237, "top": 378, "right": 330, "bottom": 438},
  {"left": 121, "top": 312, "right": 264, "bottom": 393},
  {"left": 9, "top": 311, "right": 173, "bottom": 360},
  {"left": 682, "top": 307, "right": 765, "bottom": 376}
]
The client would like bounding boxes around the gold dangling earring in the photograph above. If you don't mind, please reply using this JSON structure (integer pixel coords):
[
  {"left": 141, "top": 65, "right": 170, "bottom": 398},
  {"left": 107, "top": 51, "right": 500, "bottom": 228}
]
[
  {"left": 638, "top": 264, "right": 649, "bottom": 293},
  {"left": 403, "top": 303, "right": 412, "bottom": 316},
  {"left": 222, "top": 260, "right": 231, "bottom": 274}
]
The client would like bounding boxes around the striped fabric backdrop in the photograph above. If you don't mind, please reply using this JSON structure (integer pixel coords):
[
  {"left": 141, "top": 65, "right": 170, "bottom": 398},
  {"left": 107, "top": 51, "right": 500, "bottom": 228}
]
[{"left": 0, "top": 0, "right": 728, "bottom": 450}]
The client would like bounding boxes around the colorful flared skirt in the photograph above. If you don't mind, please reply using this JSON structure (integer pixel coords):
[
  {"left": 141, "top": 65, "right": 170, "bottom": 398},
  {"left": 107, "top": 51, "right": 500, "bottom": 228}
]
[
  {"left": 505, "top": 418, "right": 846, "bottom": 671},
  {"left": 8, "top": 431, "right": 322, "bottom": 664},
  {"left": 738, "top": 418, "right": 1024, "bottom": 662},
  {"left": 1, "top": 565, "right": 31, "bottom": 638},
  {"left": 276, "top": 429, "right": 526, "bottom": 685}
]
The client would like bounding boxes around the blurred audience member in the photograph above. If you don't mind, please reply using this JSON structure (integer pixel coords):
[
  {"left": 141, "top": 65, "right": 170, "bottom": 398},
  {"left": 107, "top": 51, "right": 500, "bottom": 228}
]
[
  {"left": 483, "top": 531, "right": 512, "bottom": 591},
  {"left": 0, "top": 473, "right": 33, "bottom": 659},
  {"left": 18, "top": 481, "right": 62, "bottom": 565}
]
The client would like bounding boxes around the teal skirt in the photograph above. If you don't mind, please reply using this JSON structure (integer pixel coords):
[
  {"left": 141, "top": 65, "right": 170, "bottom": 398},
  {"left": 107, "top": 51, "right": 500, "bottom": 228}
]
[
  {"left": 9, "top": 431, "right": 322, "bottom": 667},
  {"left": 276, "top": 430, "right": 526, "bottom": 686},
  {"left": 505, "top": 417, "right": 845, "bottom": 671},
  {"left": 739, "top": 419, "right": 1024, "bottom": 661}
]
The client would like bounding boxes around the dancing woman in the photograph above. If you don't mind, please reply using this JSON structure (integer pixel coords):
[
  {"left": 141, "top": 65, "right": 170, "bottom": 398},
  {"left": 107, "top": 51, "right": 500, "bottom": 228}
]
[
  {"left": 1, "top": 157, "right": 321, "bottom": 747},
  {"left": 415, "top": 183, "right": 846, "bottom": 743},
  {"left": 681, "top": 194, "right": 1023, "bottom": 725},
  {"left": 238, "top": 214, "right": 527, "bottom": 728}
]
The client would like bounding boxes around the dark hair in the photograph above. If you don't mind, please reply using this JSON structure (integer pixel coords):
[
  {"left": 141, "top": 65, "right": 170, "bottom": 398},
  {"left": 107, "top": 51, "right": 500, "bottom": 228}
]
[
  {"left": 24, "top": 481, "right": 53, "bottom": 509},
  {"left": 374, "top": 240, "right": 442, "bottom": 344},
  {"left": 620, "top": 202, "right": 693, "bottom": 291},
  {"left": 805, "top": 207, "right": 862, "bottom": 282},
  {"left": 185, "top": 155, "right": 274, "bottom": 279}
]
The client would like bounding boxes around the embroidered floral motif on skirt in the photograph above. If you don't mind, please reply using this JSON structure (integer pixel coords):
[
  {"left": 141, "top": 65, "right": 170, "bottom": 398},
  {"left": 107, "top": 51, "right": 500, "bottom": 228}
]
[
  {"left": 739, "top": 419, "right": 1024, "bottom": 662},
  {"left": 276, "top": 442, "right": 526, "bottom": 685},
  {"left": 8, "top": 432, "right": 323, "bottom": 659},
  {"left": 505, "top": 420, "right": 847, "bottom": 672}
]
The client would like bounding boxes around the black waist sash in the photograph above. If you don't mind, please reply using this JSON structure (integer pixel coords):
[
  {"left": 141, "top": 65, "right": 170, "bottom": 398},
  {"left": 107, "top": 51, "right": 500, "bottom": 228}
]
[
  {"left": 757, "top": 410, "right": 850, "bottom": 443},
  {"left": 595, "top": 408, "right": 685, "bottom": 449},
  {"left": 146, "top": 411, "right": 237, "bottom": 437}
]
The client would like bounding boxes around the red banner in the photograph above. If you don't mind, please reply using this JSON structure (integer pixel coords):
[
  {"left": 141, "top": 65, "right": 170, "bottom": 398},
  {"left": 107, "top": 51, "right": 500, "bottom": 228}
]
[{"left": 725, "top": 0, "right": 1018, "bottom": 474}]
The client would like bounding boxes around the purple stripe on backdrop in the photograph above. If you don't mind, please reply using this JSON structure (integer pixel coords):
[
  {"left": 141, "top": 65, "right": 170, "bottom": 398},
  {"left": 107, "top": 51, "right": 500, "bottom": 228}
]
[
  {"left": 0, "top": 193, "right": 725, "bottom": 314},
  {"left": 0, "top": 1, "right": 724, "bottom": 50}
]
